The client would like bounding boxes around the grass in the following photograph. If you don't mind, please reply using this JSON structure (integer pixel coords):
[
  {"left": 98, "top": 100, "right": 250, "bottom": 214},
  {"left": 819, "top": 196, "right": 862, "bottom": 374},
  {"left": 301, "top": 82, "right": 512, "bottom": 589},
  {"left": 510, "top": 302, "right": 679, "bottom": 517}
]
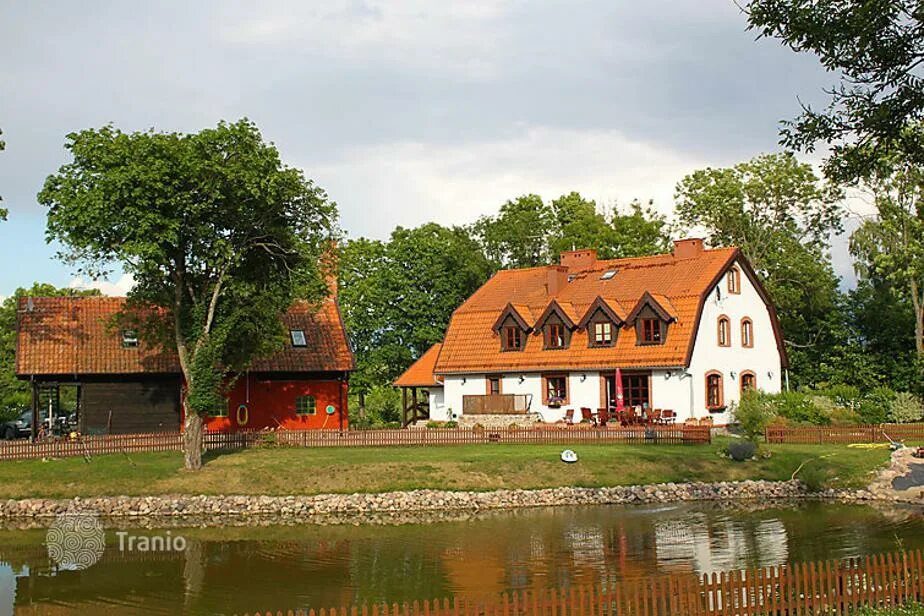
[{"left": 0, "top": 436, "right": 895, "bottom": 499}]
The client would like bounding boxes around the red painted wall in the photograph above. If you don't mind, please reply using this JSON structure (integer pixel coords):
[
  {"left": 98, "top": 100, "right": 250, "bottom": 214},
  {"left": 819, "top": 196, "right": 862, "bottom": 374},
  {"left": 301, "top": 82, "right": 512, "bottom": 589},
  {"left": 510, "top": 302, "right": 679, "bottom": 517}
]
[{"left": 203, "top": 375, "right": 348, "bottom": 433}]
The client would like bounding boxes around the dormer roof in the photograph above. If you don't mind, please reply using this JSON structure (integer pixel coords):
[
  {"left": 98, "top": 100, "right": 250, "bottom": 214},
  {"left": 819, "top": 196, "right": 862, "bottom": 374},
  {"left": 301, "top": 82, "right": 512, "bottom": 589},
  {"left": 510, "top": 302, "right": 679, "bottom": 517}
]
[
  {"left": 577, "top": 297, "right": 626, "bottom": 328},
  {"left": 626, "top": 292, "right": 678, "bottom": 324}
]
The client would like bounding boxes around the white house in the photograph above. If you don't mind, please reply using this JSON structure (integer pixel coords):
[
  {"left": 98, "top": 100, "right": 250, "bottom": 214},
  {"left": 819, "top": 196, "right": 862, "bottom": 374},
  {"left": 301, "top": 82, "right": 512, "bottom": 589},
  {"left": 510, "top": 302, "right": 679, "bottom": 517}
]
[{"left": 394, "top": 239, "right": 787, "bottom": 426}]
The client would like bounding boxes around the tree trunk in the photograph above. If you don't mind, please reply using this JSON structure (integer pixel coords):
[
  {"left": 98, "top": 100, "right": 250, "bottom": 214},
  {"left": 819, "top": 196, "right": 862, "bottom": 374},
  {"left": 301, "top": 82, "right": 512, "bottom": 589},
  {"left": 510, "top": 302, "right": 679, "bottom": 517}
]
[
  {"left": 183, "top": 409, "right": 203, "bottom": 471},
  {"left": 912, "top": 280, "right": 924, "bottom": 358}
]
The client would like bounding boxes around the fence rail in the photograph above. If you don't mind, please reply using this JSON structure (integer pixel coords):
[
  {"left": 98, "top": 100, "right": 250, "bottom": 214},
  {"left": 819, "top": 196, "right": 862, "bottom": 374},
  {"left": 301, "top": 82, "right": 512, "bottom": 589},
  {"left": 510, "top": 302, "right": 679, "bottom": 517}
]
[
  {"left": 236, "top": 549, "right": 924, "bottom": 616},
  {"left": 766, "top": 422, "right": 924, "bottom": 444},
  {"left": 0, "top": 425, "right": 710, "bottom": 461}
]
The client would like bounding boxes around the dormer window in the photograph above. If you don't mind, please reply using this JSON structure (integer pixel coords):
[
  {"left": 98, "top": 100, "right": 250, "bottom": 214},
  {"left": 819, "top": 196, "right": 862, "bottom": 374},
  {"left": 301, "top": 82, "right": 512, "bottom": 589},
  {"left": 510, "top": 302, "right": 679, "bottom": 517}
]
[
  {"left": 121, "top": 329, "right": 138, "bottom": 348},
  {"left": 640, "top": 319, "right": 662, "bottom": 344},
  {"left": 578, "top": 297, "right": 624, "bottom": 349},
  {"left": 728, "top": 267, "right": 741, "bottom": 294},
  {"left": 627, "top": 292, "right": 674, "bottom": 347},
  {"left": 546, "top": 322, "right": 567, "bottom": 349},
  {"left": 290, "top": 329, "right": 307, "bottom": 347},
  {"left": 503, "top": 325, "right": 524, "bottom": 351},
  {"left": 593, "top": 321, "right": 613, "bottom": 346},
  {"left": 493, "top": 304, "right": 532, "bottom": 352}
]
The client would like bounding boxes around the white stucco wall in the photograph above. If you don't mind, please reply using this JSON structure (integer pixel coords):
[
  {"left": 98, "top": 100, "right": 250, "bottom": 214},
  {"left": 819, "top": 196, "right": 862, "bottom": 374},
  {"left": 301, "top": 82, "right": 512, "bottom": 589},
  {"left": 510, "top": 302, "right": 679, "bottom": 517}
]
[
  {"left": 685, "top": 263, "right": 784, "bottom": 424},
  {"left": 424, "top": 387, "right": 448, "bottom": 421},
  {"left": 442, "top": 372, "right": 605, "bottom": 423}
]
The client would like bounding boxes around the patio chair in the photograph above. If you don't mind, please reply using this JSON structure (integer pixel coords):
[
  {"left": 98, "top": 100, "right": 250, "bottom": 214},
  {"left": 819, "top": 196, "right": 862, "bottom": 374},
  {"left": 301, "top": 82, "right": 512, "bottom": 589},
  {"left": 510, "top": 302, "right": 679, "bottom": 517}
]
[
  {"left": 564, "top": 408, "right": 575, "bottom": 425},
  {"left": 661, "top": 409, "right": 676, "bottom": 424},
  {"left": 580, "top": 407, "right": 596, "bottom": 425},
  {"left": 596, "top": 408, "right": 610, "bottom": 427},
  {"left": 649, "top": 408, "right": 662, "bottom": 425}
]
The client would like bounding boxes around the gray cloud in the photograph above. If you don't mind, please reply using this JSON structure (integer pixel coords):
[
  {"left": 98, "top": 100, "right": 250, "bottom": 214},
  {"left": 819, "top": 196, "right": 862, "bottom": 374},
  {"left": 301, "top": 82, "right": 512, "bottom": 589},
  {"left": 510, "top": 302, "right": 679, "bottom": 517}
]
[{"left": 1, "top": 0, "right": 836, "bottom": 252}]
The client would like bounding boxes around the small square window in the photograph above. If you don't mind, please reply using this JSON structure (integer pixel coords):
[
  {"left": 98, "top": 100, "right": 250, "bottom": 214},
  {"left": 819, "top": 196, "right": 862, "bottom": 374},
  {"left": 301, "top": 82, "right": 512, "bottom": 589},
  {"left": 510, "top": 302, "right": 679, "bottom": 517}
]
[
  {"left": 121, "top": 329, "right": 138, "bottom": 348},
  {"left": 290, "top": 330, "right": 307, "bottom": 347},
  {"left": 296, "top": 395, "right": 317, "bottom": 416}
]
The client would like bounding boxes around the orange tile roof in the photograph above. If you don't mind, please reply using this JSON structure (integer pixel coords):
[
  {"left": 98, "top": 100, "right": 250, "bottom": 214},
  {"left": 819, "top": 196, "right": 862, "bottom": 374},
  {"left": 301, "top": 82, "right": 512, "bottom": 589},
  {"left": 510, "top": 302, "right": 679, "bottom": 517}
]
[
  {"left": 16, "top": 296, "right": 354, "bottom": 376},
  {"left": 434, "top": 246, "right": 745, "bottom": 374},
  {"left": 394, "top": 343, "right": 444, "bottom": 387}
]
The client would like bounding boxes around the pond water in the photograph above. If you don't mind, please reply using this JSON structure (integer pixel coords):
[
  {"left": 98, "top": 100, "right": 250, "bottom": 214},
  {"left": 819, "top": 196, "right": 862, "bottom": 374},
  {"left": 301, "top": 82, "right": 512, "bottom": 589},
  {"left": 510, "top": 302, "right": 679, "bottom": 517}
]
[{"left": 2, "top": 501, "right": 924, "bottom": 615}]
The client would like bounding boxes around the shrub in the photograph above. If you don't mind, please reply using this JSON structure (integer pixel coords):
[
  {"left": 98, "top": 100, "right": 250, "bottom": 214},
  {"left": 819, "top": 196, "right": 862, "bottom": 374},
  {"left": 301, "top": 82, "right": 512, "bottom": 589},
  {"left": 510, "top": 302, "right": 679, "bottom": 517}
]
[
  {"left": 889, "top": 392, "right": 924, "bottom": 424},
  {"left": 425, "top": 421, "right": 444, "bottom": 429},
  {"left": 444, "top": 421, "right": 458, "bottom": 429},
  {"left": 727, "top": 440, "right": 756, "bottom": 462},
  {"left": 770, "top": 391, "right": 830, "bottom": 425},
  {"left": 858, "top": 386, "right": 896, "bottom": 424},
  {"left": 733, "top": 390, "right": 775, "bottom": 442},
  {"left": 819, "top": 384, "right": 863, "bottom": 410},
  {"left": 794, "top": 462, "right": 829, "bottom": 492}
]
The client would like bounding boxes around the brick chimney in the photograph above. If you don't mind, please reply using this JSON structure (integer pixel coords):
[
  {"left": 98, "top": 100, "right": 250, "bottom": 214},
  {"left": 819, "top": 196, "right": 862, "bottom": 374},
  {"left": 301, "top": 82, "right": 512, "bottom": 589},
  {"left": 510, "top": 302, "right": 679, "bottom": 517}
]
[
  {"left": 545, "top": 266, "right": 568, "bottom": 296},
  {"left": 673, "top": 238, "right": 705, "bottom": 260},
  {"left": 559, "top": 249, "right": 597, "bottom": 270}
]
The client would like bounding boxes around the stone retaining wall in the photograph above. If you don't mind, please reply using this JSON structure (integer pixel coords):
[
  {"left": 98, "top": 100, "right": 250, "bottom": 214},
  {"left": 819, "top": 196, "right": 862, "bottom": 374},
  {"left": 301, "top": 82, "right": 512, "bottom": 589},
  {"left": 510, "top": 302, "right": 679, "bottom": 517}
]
[{"left": 0, "top": 480, "right": 882, "bottom": 523}]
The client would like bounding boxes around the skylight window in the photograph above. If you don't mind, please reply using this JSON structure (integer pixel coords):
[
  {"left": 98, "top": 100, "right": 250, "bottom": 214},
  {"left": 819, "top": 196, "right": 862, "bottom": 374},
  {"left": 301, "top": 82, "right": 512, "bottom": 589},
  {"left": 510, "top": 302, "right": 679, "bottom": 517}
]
[
  {"left": 121, "top": 329, "right": 138, "bottom": 348},
  {"left": 600, "top": 270, "right": 617, "bottom": 280},
  {"left": 290, "top": 329, "right": 307, "bottom": 347}
]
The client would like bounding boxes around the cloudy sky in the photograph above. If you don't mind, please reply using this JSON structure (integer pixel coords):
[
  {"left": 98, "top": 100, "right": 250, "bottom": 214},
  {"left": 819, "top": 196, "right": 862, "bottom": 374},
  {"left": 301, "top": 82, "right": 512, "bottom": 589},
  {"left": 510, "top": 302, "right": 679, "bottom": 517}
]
[{"left": 0, "top": 1, "right": 853, "bottom": 298}]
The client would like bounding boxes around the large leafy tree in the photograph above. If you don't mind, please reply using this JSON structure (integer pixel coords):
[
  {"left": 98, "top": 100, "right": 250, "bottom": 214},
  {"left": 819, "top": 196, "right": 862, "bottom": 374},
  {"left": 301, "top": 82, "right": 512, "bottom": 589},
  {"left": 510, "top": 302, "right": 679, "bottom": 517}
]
[
  {"left": 0, "top": 284, "right": 102, "bottom": 418},
  {"left": 475, "top": 192, "right": 670, "bottom": 268},
  {"left": 39, "top": 119, "right": 337, "bottom": 469},
  {"left": 745, "top": 0, "right": 924, "bottom": 181},
  {"left": 549, "top": 192, "right": 670, "bottom": 259},
  {"left": 850, "top": 131, "right": 924, "bottom": 360},
  {"left": 339, "top": 223, "right": 492, "bottom": 394},
  {"left": 473, "top": 194, "right": 552, "bottom": 268},
  {"left": 674, "top": 152, "right": 844, "bottom": 385}
]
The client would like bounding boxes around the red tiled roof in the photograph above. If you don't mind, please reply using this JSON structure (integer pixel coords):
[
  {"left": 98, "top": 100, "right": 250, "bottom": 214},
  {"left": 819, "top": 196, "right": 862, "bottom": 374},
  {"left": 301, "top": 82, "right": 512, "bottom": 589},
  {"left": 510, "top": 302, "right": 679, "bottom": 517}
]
[
  {"left": 434, "top": 246, "right": 747, "bottom": 374},
  {"left": 394, "top": 343, "right": 444, "bottom": 387},
  {"left": 16, "top": 296, "right": 354, "bottom": 376}
]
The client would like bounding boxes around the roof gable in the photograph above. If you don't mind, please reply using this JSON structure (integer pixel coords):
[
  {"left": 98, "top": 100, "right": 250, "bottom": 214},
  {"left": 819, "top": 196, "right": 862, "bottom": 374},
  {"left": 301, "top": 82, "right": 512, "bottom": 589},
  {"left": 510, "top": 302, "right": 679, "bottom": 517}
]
[
  {"left": 577, "top": 296, "right": 626, "bottom": 329},
  {"left": 491, "top": 303, "right": 533, "bottom": 333},
  {"left": 533, "top": 300, "right": 578, "bottom": 331},
  {"left": 625, "top": 292, "right": 677, "bottom": 324}
]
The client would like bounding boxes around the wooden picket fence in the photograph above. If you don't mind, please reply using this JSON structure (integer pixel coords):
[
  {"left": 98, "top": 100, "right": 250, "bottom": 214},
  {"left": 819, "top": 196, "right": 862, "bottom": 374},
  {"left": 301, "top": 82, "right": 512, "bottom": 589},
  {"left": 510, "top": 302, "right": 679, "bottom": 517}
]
[
  {"left": 0, "top": 425, "right": 710, "bottom": 461},
  {"left": 766, "top": 422, "right": 924, "bottom": 444},
  {"left": 237, "top": 549, "right": 924, "bottom": 616},
  {"left": 276, "top": 425, "right": 711, "bottom": 448}
]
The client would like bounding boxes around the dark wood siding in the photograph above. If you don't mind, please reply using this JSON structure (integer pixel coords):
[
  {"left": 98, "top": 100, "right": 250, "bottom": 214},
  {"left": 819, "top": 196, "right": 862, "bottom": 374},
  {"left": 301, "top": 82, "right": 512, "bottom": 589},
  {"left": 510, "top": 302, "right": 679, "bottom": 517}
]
[{"left": 80, "top": 378, "right": 181, "bottom": 434}]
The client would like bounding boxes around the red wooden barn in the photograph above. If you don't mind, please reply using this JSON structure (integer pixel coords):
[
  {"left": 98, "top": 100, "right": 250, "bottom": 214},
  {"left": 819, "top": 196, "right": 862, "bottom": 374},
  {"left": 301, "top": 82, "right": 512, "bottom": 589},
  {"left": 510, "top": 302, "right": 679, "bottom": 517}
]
[{"left": 15, "top": 296, "right": 354, "bottom": 436}]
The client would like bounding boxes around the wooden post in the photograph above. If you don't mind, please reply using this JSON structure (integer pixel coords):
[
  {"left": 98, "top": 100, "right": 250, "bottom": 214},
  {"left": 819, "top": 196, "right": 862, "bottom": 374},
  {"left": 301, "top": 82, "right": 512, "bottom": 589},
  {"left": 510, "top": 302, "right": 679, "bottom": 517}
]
[
  {"left": 412, "top": 387, "right": 418, "bottom": 423},
  {"left": 402, "top": 387, "right": 408, "bottom": 428},
  {"left": 30, "top": 380, "right": 39, "bottom": 441}
]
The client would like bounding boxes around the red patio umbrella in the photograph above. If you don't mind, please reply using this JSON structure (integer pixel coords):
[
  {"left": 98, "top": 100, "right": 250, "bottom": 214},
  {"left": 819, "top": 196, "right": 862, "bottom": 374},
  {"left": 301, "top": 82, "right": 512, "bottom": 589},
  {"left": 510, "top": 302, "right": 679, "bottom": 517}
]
[{"left": 614, "top": 367, "right": 625, "bottom": 413}]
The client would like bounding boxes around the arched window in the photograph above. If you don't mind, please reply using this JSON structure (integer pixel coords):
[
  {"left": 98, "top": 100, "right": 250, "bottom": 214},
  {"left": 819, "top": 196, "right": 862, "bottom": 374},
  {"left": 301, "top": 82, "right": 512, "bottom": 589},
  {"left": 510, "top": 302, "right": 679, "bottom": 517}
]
[
  {"left": 705, "top": 372, "right": 724, "bottom": 410},
  {"left": 740, "top": 371, "right": 757, "bottom": 394},
  {"left": 717, "top": 316, "right": 731, "bottom": 347},
  {"left": 728, "top": 267, "right": 741, "bottom": 294},
  {"left": 741, "top": 318, "right": 754, "bottom": 348}
]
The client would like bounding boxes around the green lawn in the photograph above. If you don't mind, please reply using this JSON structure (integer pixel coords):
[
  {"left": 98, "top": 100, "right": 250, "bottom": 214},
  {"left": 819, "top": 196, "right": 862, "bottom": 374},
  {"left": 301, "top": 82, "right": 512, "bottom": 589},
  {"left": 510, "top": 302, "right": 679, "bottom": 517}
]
[
  {"left": 855, "top": 605, "right": 924, "bottom": 615},
  {"left": 0, "top": 437, "right": 894, "bottom": 499}
]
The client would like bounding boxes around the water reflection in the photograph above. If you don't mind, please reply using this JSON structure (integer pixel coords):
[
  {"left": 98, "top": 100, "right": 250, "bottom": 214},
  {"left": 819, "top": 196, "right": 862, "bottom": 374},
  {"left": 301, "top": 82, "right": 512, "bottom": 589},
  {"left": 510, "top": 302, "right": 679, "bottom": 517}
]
[{"left": 0, "top": 502, "right": 921, "bottom": 615}]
